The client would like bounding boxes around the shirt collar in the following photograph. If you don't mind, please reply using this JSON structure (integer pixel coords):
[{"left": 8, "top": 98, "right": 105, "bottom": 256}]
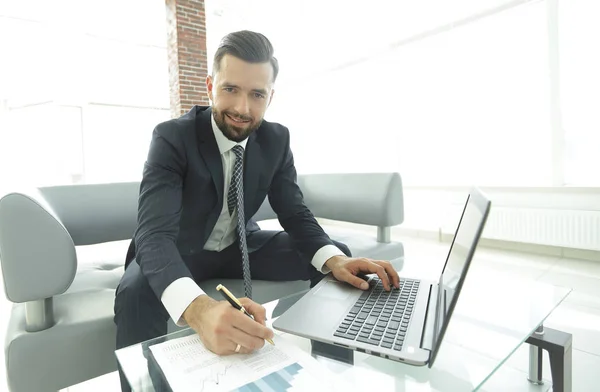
[{"left": 211, "top": 113, "right": 248, "bottom": 155}]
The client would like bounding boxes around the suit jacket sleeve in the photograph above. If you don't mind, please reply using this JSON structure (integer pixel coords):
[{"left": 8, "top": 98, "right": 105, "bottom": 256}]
[
  {"left": 134, "top": 124, "right": 192, "bottom": 299},
  {"left": 267, "top": 128, "right": 334, "bottom": 259}
]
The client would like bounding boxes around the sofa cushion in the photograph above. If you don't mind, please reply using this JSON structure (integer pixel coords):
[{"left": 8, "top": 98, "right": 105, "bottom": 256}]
[
  {"left": 67, "top": 240, "right": 128, "bottom": 294},
  {"left": 65, "top": 227, "right": 403, "bottom": 298},
  {"left": 68, "top": 240, "right": 310, "bottom": 305}
]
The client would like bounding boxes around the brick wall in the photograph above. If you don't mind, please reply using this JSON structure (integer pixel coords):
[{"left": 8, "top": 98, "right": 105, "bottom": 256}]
[{"left": 165, "top": 0, "right": 209, "bottom": 118}]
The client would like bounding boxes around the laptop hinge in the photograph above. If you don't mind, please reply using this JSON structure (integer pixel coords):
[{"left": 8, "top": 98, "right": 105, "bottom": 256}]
[{"left": 421, "top": 284, "right": 438, "bottom": 351}]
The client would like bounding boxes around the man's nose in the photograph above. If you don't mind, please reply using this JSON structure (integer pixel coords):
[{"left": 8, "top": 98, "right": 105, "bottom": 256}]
[{"left": 233, "top": 95, "right": 250, "bottom": 115}]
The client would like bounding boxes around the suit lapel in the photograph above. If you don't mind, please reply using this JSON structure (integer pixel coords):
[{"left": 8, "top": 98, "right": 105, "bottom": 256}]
[
  {"left": 244, "top": 131, "right": 262, "bottom": 220},
  {"left": 195, "top": 108, "right": 224, "bottom": 223}
]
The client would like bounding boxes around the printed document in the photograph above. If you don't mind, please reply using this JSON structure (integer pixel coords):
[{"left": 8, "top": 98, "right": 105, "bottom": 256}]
[{"left": 149, "top": 333, "right": 347, "bottom": 391}]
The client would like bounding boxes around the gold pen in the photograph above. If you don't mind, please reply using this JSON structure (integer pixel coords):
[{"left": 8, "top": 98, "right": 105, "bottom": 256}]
[{"left": 216, "top": 284, "right": 275, "bottom": 345}]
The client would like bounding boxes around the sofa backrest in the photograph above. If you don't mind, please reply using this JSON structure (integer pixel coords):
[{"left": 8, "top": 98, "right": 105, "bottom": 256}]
[
  {"left": 253, "top": 172, "right": 404, "bottom": 227},
  {"left": 39, "top": 182, "right": 140, "bottom": 245}
]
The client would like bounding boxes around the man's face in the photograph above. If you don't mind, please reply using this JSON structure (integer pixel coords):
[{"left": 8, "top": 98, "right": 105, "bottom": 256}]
[{"left": 207, "top": 54, "right": 274, "bottom": 142}]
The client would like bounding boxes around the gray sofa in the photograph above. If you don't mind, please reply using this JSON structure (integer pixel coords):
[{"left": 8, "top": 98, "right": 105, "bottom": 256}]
[{"left": 0, "top": 172, "right": 404, "bottom": 392}]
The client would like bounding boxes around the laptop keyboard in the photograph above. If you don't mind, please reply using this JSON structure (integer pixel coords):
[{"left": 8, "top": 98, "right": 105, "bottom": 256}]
[{"left": 334, "top": 277, "right": 420, "bottom": 351}]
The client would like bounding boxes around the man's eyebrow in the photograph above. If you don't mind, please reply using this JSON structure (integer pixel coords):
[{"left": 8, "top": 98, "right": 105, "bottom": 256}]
[
  {"left": 252, "top": 88, "right": 268, "bottom": 95},
  {"left": 221, "top": 82, "right": 239, "bottom": 89}
]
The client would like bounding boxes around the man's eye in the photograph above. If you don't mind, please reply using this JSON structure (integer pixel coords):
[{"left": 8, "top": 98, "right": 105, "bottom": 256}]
[
  {"left": 254, "top": 93, "right": 265, "bottom": 99},
  {"left": 224, "top": 87, "right": 234, "bottom": 93}
]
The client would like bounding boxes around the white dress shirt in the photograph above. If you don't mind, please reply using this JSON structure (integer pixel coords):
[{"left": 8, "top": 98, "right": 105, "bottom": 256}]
[{"left": 161, "top": 116, "right": 344, "bottom": 326}]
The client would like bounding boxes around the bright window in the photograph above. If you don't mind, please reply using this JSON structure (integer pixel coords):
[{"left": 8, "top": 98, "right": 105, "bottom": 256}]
[
  {"left": 559, "top": 0, "right": 600, "bottom": 186},
  {"left": 0, "top": 0, "right": 169, "bottom": 189}
]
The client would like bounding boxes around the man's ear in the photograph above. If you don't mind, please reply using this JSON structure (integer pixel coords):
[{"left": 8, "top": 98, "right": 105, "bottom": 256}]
[{"left": 206, "top": 75, "right": 214, "bottom": 102}]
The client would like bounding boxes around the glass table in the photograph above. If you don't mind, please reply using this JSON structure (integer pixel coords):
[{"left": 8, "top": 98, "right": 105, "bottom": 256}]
[{"left": 116, "top": 277, "right": 571, "bottom": 391}]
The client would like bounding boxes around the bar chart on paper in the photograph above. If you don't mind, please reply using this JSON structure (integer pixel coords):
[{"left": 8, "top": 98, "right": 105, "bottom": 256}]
[{"left": 234, "top": 362, "right": 318, "bottom": 392}]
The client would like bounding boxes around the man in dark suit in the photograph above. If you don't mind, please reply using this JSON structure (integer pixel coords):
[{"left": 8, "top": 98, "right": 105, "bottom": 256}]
[{"left": 114, "top": 30, "right": 399, "bottom": 390}]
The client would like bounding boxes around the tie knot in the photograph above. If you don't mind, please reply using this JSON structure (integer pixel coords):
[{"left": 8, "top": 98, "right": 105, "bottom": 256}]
[{"left": 232, "top": 145, "right": 244, "bottom": 159}]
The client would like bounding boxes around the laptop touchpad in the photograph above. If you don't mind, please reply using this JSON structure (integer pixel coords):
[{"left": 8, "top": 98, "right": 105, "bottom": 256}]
[{"left": 314, "top": 281, "right": 353, "bottom": 300}]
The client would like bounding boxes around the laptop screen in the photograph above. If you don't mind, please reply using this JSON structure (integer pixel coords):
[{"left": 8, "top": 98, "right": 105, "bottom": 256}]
[{"left": 429, "top": 188, "right": 491, "bottom": 367}]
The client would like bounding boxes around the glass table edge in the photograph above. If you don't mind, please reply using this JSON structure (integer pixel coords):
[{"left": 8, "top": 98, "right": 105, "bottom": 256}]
[{"left": 471, "top": 286, "right": 572, "bottom": 391}]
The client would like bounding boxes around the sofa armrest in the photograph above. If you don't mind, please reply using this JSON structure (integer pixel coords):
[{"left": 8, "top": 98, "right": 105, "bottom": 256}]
[
  {"left": 0, "top": 189, "right": 77, "bottom": 304},
  {"left": 298, "top": 172, "right": 404, "bottom": 227}
]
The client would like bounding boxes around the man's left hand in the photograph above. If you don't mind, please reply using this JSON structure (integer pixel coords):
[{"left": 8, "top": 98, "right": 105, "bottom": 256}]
[{"left": 325, "top": 256, "right": 400, "bottom": 291}]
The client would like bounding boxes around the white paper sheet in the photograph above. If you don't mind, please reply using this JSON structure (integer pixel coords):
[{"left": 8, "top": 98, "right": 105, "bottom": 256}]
[{"left": 149, "top": 333, "right": 347, "bottom": 391}]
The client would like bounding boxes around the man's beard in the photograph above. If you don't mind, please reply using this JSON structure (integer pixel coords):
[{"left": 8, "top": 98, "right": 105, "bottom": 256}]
[{"left": 213, "top": 107, "right": 262, "bottom": 143}]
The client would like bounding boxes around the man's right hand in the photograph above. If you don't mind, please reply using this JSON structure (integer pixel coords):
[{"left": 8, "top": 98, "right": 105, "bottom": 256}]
[{"left": 182, "top": 295, "right": 274, "bottom": 355}]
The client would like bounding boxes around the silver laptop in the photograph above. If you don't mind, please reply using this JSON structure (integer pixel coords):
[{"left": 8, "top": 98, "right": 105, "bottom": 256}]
[{"left": 273, "top": 187, "right": 491, "bottom": 367}]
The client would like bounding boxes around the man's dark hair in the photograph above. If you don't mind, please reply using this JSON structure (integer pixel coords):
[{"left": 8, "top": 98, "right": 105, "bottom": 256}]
[{"left": 213, "top": 30, "right": 279, "bottom": 82}]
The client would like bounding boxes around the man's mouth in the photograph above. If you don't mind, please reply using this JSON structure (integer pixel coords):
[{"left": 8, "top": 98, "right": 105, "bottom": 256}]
[{"left": 226, "top": 113, "right": 251, "bottom": 124}]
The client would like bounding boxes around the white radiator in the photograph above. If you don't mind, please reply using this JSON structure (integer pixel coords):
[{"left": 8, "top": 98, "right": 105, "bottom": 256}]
[{"left": 443, "top": 206, "right": 600, "bottom": 251}]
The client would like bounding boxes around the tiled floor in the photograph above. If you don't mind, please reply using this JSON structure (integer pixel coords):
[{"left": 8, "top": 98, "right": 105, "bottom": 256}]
[{"left": 2, "top": 235, "right": 599, "bottom": 391}]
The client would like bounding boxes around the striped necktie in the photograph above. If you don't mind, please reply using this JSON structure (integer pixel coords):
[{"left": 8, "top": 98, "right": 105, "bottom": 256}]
[{"left": 227, "top": 145, "right": 252, "bottom": 299}]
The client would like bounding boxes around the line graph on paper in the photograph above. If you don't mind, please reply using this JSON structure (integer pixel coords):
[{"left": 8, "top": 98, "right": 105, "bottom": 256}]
[
  {"left": 194, "top": 363, "right": 234, "bottom": 391},
  {"left": 150, "top": 335, "right": 239, "bottom": 391}
]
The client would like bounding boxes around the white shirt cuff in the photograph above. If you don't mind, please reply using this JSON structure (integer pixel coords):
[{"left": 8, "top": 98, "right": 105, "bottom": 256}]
[
  {"left": 161, "top": 277, "right": 205, "bottom": 327},
  {"left": 311, "top": 244, "right": 345, "bottom": 275}
]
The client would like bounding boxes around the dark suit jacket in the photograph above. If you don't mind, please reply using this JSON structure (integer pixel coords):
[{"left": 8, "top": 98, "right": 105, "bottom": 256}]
[{"left": 128, "top": 106, "right": 334, "bottom": 299}]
